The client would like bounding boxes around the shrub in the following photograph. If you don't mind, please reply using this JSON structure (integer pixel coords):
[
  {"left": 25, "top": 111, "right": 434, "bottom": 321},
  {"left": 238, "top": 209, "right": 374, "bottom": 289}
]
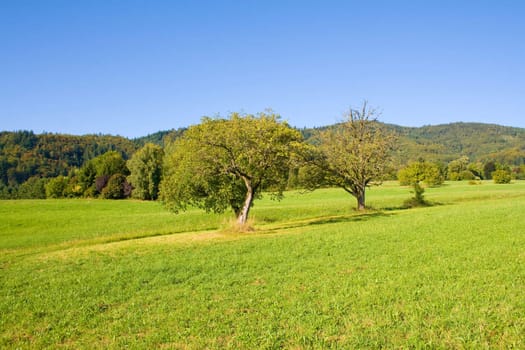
[
  {"left": 101, "top": 174, "right": 129, "bottom": 199},
  {"left": 492, "top": 169, "right": 511, "bottom": 184},
  {"left": 95, "top": 175, "right": 110, "bottom": 194},
  {"left": 18, "top": 176, "right": 47, "bottom": 199},
  {"left": 459, "top": 170, "right": 475, "bottom": 181},
  {"left": 45, "top": 176, "right": 69, "bottom": 198}
]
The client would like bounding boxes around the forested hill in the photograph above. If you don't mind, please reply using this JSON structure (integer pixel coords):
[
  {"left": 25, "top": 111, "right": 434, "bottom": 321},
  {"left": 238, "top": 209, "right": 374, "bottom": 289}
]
[
  {"left": 0, "top": 131, "right": 137, "bottom": 187},
  {"left": 386, "top": 122, "right": 525, "bottom": 165},
  {"left": 133, "top": 128, "right": 186, "bottom": 147},
  {"left": 1, "top": 122, "right": 524, "bottom": 192}
]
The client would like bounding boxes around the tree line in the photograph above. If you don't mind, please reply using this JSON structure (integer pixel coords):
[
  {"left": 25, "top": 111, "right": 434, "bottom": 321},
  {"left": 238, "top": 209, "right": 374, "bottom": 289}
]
[{"left": 1, "top": 107, "right": 524, "bottom": 220}]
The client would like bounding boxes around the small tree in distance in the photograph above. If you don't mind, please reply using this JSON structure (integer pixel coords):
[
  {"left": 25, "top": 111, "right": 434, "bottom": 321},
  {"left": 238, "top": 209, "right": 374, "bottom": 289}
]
[
  {"left": 492, "top": 169, "right": 511, "bottom": 184},
  {"left": 398, "top": 160, "right": 443, "bottom": 207}
]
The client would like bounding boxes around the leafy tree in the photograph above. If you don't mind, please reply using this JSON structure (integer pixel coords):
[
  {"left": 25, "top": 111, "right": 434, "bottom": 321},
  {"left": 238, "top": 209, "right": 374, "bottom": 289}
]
[
  {"left": 459, "top": 170, "right": 475, "bottom": 181},
  {"left": 101, "top": 174, "right": 130, "bottom": 199},
  {"left": 483, "top": 161, "right": 497, "bottom": 180},
  {"left": 0, "top": 182, "right": 13, "bottom": 199},
  {"left": 447, "top": 156, "right": 470, "bottom": 180},
  {"left": 45, "top": 176, "right": 69, "bottom": 198},
  {"left": 77, "top": 151, "right": 129, "bottom": 197},
  {"left": 513, "top": 165, "right": 525, "bottom": 180},
  {"left": 398, "top": 160, "right": 443, "bottom": 206},
  {"left": 17, "top": 176, "right": 47, "bottom": 199},
  {"left": 95, "top": 175, "right": 110, "bottom": 194},
  {"left": 492, "top": 169, "right": 511, "bottom": 184},
  {"left": 127, "top": 143, "right": 164, "bottom": 200},
  {"left": 467, "top": 162, "right": 484, "bottom": 179},
  {"left": 160, "top": 112, "right": 302, "bottom": 226},
  {"left": 92, "top": 151, "right": 129, "bottom": 178},
  {"left": 77, "top": 161, "right": 97, "bottom": 196},
  {"left": 298, "top": 102, "right": 396, "bottom": 211}
]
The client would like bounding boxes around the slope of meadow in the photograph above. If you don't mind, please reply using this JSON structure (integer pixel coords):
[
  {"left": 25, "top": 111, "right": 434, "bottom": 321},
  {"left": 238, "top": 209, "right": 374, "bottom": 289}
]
[{"left": 1, "top": 182, "right": 524, "bottom": 348}]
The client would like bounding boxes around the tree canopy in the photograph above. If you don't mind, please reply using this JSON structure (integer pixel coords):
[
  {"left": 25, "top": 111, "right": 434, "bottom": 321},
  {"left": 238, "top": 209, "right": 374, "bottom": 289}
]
[
  {"left": 398, "top": 160, "right": 444, "bottom": 206},
  {"left": 127, "top": 143, "right": 164, "bottom": 200},
  {"left": 299, "top": 102, "right": 397, "bottom": 210},
  {"left": 160, "top": 112, "right": 302, "bottom": 226}
]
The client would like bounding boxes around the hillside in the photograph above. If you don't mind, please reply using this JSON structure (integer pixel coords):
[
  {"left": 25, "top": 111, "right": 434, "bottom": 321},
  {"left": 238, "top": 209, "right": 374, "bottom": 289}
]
[
  {"left": 388, "top": 122, "right": 525, "bottom": 164},
  {"left": 0, "top": 131, "right": 137, "bottom": 188},
  {"left": 1, "top": 122, "right": 524, "bottom": 196}
]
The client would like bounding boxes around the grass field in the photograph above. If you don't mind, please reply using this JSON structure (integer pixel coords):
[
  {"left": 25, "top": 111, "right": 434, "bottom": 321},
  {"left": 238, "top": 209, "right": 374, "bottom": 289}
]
[{"left": 1, "top": 181, "right": 524, "bottom": 348}]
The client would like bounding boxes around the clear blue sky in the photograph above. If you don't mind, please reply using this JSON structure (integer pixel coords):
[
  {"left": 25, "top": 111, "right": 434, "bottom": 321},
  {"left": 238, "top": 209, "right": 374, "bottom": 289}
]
[{"left": 1, "top": 0, "right": 524, "bottom": 137}]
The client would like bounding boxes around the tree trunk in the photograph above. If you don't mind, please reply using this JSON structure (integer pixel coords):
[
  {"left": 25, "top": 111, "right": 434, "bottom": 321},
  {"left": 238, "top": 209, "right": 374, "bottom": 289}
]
[
  {"left": 237, "top": 180, "right": 255, "bottom": 226},
  {"left": 356, "top": 186, "right": 366, "bottom": 211}
]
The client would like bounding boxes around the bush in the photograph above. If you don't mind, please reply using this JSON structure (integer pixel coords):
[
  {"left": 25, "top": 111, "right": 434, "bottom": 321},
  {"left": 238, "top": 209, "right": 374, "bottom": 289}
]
[
  {"left": 18, "top": 176, "right": 47, "bottom": 199},
  {"left": 45, "top": 176, "right": 69, "bottom": 198},
  {"left": 95, "top": 175, "right": 110, "bottom": 194},
  {"left": 459, "top": 170, "right": 475, "bottom": 181},
  {"left": 492, "top": 169, "right": 511, "bottom": 184},
  {"left": 65, "top": 176, "right": 84, "bottom": 198},
  {"left": 101, "top": 174, "right": 129, "bottom": 199}
]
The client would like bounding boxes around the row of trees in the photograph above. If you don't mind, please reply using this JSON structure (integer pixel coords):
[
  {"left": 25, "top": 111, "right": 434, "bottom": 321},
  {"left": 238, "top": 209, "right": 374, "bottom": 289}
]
[
  {"left": 2, "top": 117, "right": 524, "bottom": 199},
  {"left": 2, "top": 105, "right": 522, "bottom": 228},
  {"left": 0, "top": 131, "right": 138, "bottom": 198},
  {"left": 4, "top": 146, "right": 164, "bottom": 201},
  {"left": 5, "top": 105, "right": 399, "bottom": 226},
  {"left": 159, "top": 104, "right": 396, "bottom": 225}
]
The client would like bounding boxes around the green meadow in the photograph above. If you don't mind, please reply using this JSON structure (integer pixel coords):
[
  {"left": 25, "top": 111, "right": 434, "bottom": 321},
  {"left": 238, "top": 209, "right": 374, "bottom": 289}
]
[{"left": 1, "top": 182, "right": 524, "bottom": 349}]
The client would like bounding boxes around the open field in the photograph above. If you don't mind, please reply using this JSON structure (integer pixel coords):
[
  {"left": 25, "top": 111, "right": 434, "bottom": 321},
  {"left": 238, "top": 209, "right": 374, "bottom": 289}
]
[{"left": 1, "top": 181, "right": 525, "bottom": 348}]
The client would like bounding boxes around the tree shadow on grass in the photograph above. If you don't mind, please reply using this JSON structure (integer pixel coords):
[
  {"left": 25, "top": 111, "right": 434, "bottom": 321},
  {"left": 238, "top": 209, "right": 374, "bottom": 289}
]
[
  {"left": 381, "top": 200, "right": 445, "bottom": 211},
  {"left": 261, "top": 211, "right": 395, "bottom": 233},
  {"left": 306, "top": 211, "right": 393, "bottom": 226}
]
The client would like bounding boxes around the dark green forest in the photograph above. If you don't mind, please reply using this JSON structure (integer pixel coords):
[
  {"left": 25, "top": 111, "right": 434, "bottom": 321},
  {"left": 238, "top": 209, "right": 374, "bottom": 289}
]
[{"left": 1, "top": 122, "right": 524, "bottom": 199}]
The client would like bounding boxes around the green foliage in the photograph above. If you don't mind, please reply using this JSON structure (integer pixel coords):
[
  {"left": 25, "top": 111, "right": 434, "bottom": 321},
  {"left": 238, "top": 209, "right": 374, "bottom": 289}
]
[
  {"left": 398, "top": 160, "right": 443, "bottom": 207},
  {"left": 483, "top": 147, "right": 525, "bottom": 167},
  {"left": 299, "top": 102, "right": 397, "bottom": 210},
  {"left": 513, "top": 164, "right": 525, "bottom": 180},
  {"left": 101, "top": 173, "right": 129, "bottom": 199},
  {"left": 133, "top": 128, "right": 186, "bottom": 147},
  {"left": 467, "top": 162, "right": 484, "bottom": 179},
  {"left": 447, "top": 155, "right": 469, "bottom": 180},
  {"left": 0, "top": 131, "right": 137, "bottom": 189},
  {"left": 91, "top": 151, "right": 129, "bottom": 177},
  {"left": 45, "top": 176, "right": 69, "bottom": 198},
  {"left": 492, "top": 169, "right": 512, "bottom": 184},
  {"left": 160, "top": 112, "right": 302, "bottom": 225},
  {"left": 65, "top": 175, "right": 84, "bottom": 197},
  {"left": 483, "top": 161, "right": 497, "bottom": 179},
  {"left": 385, "top": 122, "right": 525, "bottom": 165},
  {"left": 77, "top": 161, "right": 97, "bottom": 195},
  {"left": 78, "top": 151, "right": 129, "bottom": 197},
  {"left": 127, "top": 143, "right": 164, "bottom": 200},
  {"left": 398, "top": 160, "right": 444, "bottom": 187},
  {"left": 17, "top": 176, "right": 47, "bottom": 199},
  {"left": 2, "top": 122, "right": 525, "bottom": 199},
  {"left": 459, "top": 169, "right": 475, "bottom": 180}
]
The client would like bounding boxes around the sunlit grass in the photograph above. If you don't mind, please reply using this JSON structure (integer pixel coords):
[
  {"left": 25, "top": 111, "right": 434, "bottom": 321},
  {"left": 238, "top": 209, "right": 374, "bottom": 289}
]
[{"left": 1, "top": 181, "right": 524, "bottom": 348}]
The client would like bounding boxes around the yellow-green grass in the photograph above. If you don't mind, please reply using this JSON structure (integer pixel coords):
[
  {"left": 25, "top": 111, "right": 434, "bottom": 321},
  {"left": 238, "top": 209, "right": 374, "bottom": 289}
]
[{"left": 1, "top": 181, "right": 524, "bottom": 348}]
